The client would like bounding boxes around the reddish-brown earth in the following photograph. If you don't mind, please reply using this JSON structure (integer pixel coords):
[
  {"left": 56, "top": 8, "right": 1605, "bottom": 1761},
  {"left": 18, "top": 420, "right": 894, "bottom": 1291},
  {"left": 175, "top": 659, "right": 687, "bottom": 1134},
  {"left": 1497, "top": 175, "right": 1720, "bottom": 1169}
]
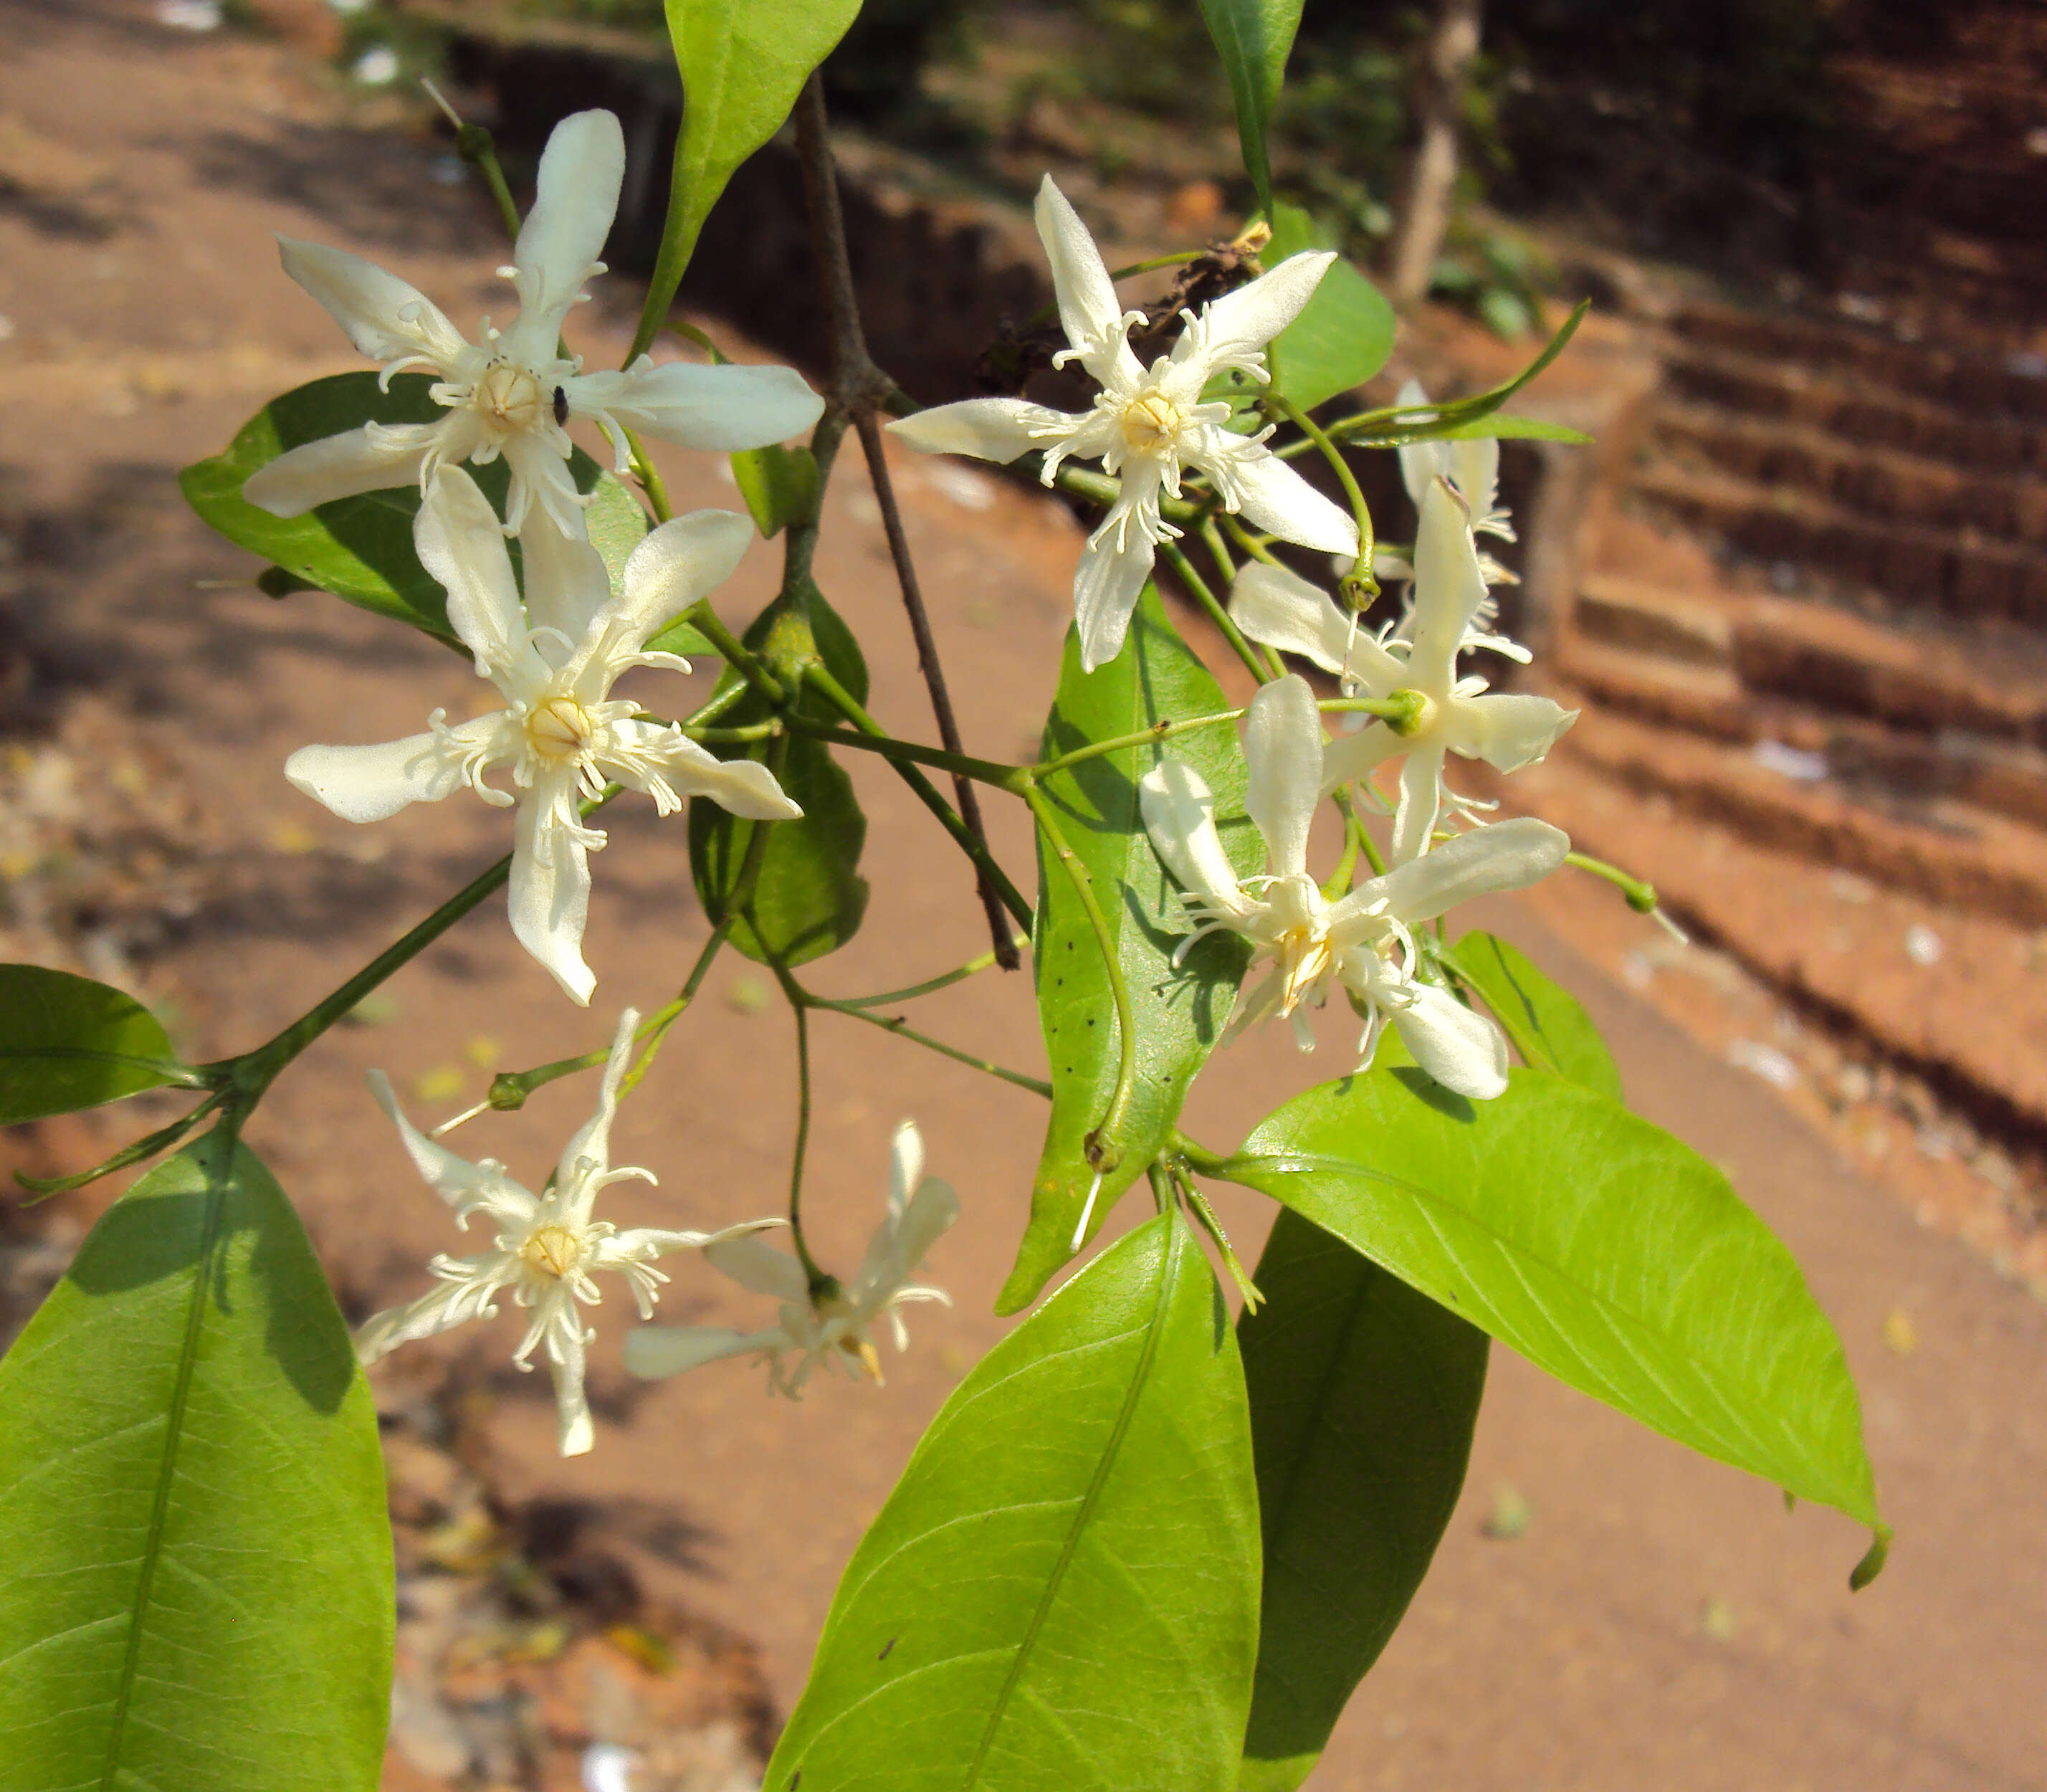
[{"left": 2, "top": 6, "right": 2044, "bottom": 1788}]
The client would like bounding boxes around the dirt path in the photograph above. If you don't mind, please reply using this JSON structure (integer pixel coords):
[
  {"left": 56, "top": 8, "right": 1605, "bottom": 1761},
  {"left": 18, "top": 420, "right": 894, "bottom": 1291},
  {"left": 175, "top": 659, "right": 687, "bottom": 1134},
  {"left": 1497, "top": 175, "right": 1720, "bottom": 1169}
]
[{"left": 3, "top": 6, "right": 2043, "bottom": 1788}]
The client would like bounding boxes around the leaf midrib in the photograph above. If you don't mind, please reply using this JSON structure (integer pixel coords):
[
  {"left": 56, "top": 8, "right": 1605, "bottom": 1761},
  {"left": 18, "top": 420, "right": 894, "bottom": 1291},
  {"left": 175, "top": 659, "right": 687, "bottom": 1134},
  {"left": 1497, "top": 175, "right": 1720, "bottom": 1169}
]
[
  {"left": 960, "top": 1224, "right": 1183, "bottom": 1788},
  {"left": 97, "top": 1139, "right": 229, "bottom": 1788}
]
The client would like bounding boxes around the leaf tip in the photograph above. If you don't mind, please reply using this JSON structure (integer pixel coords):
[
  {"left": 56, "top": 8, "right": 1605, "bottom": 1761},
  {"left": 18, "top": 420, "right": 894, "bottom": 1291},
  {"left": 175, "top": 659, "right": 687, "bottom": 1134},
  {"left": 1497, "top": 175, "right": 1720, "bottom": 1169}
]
[{"left": 1848, "top": 1523, "right": 1892, "bottom": 1592}]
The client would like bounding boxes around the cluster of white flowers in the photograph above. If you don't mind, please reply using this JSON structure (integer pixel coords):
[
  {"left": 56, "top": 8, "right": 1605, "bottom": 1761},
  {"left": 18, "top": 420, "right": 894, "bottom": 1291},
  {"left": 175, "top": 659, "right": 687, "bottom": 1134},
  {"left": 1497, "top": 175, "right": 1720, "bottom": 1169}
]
[
  {"left": 250, "top": 110, "right": 958, "bottom": 1451},
  {"left": 1140, "top": 392, "right": 1580, "bottom": 1100},
  {"left": 264, "top": 113, "right": 1574, "bottom": 1445}
]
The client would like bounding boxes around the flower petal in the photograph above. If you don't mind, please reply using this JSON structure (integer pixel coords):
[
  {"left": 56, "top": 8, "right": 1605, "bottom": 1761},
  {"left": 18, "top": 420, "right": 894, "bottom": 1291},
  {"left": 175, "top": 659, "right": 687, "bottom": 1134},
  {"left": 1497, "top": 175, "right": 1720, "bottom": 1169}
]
[
  {"left": 416, "top": 468, "right": 527, "bottom": 676},
  {"left": 1243, "top": 675, "right": 1325, "bottom": 880},
  {"left": 1177, "top": 251, "right": 1334, "bottom": 380},
  {"left": 1072, "top": 528, "right": 1155, "bottom": 674},
  {"left": 547, "top": 1323, "right": 595, "bottom": 1457},
  {"left": 1194, "top": 432, "right": 1358, "bottom": 556},
  {"left": 1373, "top": 816, "right": 1570, "bottom": 922},
  {"left": 886, "top": 397, "right": 1082, "bottom": 467},
  {"left": 1229, "top": 561, "right": 1349, "bottom": 672},
  {"left": 1408, "top": 476, "right": 1488, "bottom": 691},
  {"left": 510, "top": 774, "right": 596, "bottom": 1004},
  {"left": 240, "top": 423, "right": 439, "bottom": 518},
  {"left": 500, "top": 428, "right": 586, "bottom": 539},
  {"left": 275, "top": 235, "right": 467, "bottom": 366},
  {"left": 554, "top": 1005, "right": 638, "bottom": 1194},
  {"left": 1139, "top": 758, "right": 1249, "bottom": 916},
  {"left": 601, "top": 508, "right": 755, "bottom": 657},
  {"left": 518, "top": 507, "right": 615, "bottom": 651},
  {"left": 367, "top": 1067, "right": 507, "bottom": 1209},
  {"left": 1450, "top": 436, "right": 1502, "bottom": 526},
  {"left": 889, "top": 1117, "right": 925, "bottom": 1217},
  {"left": 1390, "top": 740, "right": 1446, "bottom": 866},
  {"left": 570, "top": 359, "right": 825, "bottom": 452},
  {"left": 501, "top": 109, "right": 625, "bottom": 364},
  {"left": 1390, "top": 981, "right": 1509, "bottom": 1100},
  {"left": 1317, "top": 722, "right": 1402, "bottom": 799},
  {"left": 284, "top": 725, "right": 487, "bottom": 824},
  {"left": 623, "top": 1324, "right": 783, "bottom": 1379},
  {"left": 1034, "top": 175, "right": 1129, "bottom": 374},
  {"left": 355, "top": 1277, "right": 489, "bottom": 1366},
  {"left": 596, "top": 720, "right": 802, "bottom": 820},
  {"left": 1395, "top": 380, "right": 1444, "bottom": 510},
  {"left": 704, "top": 1234, "right": 811, "bottom": 1302},
  {"left": 1444, "top": 691, "right": 1579, "bottom": 773},
  {"left": 890, "top": 1179, "right": 960, "bottom": 1282}
]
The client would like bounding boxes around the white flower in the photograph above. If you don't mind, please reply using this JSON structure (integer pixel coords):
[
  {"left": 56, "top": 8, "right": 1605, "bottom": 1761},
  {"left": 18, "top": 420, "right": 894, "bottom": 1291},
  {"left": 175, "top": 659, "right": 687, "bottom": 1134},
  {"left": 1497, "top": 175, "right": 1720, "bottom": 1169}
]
[
  {"left": 240, "top": 110, "right": 824, "bottom": 538},
  {"left": 1373, "top": 379, "right": 1522, "bottom": 658},
  {"left": 1139, "top": 675, "right": 1569, "bottom": 1098},
  {"left": 886, "top": 175, "right": 1359, "bottom": 672},
  {"left": 623, "top": 1120, "right": 959, "bottom": 1397},
  {"left": 284, "top": 468, "right": 800, "bottom": 1003},
  {"left": 356, "top": 1008, "right": 781, "bottom": 1457},
  {"left": 1231, "top": 475, "right": 1578, "bottom": 863}
]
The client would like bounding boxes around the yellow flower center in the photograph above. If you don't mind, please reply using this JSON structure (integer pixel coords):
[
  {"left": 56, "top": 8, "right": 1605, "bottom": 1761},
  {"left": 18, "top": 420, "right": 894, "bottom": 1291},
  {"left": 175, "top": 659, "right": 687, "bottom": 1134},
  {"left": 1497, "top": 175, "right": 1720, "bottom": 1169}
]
[
  {"left": 520, "top": 1224, "right": 583, "bottom": 1279},
  {"left": 474, "top": 361, "right": 546, "bottom": 434},
  {"left": 525, "top": 696, "right": 593, "bottom": 762},
  {"left": 1274, "top": 923, "right": 1335, "bottom": 1016},
  {"left": 1120, "top": 390, "right": 1184, "bottom": 454}
]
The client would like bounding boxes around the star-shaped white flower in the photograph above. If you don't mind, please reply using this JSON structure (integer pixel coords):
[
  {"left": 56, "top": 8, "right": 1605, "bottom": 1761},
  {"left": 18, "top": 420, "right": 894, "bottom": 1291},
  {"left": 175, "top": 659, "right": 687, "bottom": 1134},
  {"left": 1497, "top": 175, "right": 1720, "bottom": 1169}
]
[
  {"left": 284, "top": 467, "right": 799, "bottom": 1003},
  {"left": 1231, "top": 475, "right": 1578, "bottom": 863},
  {"left": 356, "top": 1007, "right": 781, "bottom": 1457},
  {"left": 886, "top": 175, "right": 1359, "bottom": 672},
  {"left": 623, "top": 1120, "right": 958, "bottom": 1397},
  {"left": 1139, "top": 675, "right": 1569, "bottom": 1098},
  {"left": 240, "top": 110, "right": 824, "bottom": 538}
]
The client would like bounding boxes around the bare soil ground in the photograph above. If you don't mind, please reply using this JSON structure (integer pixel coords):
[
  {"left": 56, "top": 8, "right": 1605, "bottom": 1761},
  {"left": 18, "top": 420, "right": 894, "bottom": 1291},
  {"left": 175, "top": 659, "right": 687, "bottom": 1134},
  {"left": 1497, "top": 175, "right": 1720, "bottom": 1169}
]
[{"left": 3, "top": 5, "right": 2044, "bottom": 1788}]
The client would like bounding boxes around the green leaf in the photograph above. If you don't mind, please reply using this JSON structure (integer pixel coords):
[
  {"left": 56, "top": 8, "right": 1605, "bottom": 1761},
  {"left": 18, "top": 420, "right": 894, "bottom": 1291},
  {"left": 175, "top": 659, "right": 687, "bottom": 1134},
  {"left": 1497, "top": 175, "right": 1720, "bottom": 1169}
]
[
  {"left": 1261, "top": 204, "right": 1395, "bottom": 413},
  {"left": 1196, "top": 0, "right": 1304, "bottom": 216},
  {"left": 730, "top": 442, "right": 821, "bottom": 538},
  {"left": 0, "top": 965, "right": 183, "bottom": 1124},
  {"left": 1218, "top": 1069, "right": 1879, "bottom": 1528},
  {"left": 637, "top": 0, "right": 864, "bottom": 358},
  {"left": 687, "top": 580, "right": 869, "bottom": 967},
  {"left": 999, "top": 588, "right": 1256, "bottom": 1313},
  {"left": 0, "top": 1134, "right": 392, "bottom": 1791},
  {"left": 1236, "top": 1210, "right": 1486, "bottom": 1792},
  {"left": 767, "top": 1211, "right": 1260, "bottom": 1792},
  {"left": 1441, "top": 931, "right": 1622, "bottom": 1099},
  {"left": 179, "top": 372, "right": 647, "bottom": 650}
]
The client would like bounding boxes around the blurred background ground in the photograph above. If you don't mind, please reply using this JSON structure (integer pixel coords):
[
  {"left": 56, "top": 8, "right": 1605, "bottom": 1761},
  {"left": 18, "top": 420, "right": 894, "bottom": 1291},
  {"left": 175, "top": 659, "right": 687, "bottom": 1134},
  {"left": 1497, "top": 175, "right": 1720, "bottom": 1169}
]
[{"left": 1, "top": 1, "right": 2044, "bottom": 1788}]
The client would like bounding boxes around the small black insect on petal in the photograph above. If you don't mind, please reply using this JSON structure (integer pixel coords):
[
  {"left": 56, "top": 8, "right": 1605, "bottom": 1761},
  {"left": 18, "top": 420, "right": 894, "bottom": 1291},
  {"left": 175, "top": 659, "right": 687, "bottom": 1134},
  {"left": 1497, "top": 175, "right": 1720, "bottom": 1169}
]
[{"left": 552, "top": 386, "right": 570, "bottom": 427}]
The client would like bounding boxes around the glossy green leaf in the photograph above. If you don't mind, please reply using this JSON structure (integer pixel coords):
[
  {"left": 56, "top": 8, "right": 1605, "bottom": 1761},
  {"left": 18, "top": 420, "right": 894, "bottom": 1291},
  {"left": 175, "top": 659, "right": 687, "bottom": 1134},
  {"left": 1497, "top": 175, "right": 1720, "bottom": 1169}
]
[
  {"left": 1218, "top": 1069, "right": 1879, "bottom": 1527},
  {"left": 0, "top": 965, "right": 183, "bottom": 1125},
  {"left": 767, "top": 1212, "right": 1260, "bottom": 1792},
  {"left": 179, "top": 372, "right": 649, "bottom": 650},
  {"left": 638, "top": 0, "right": 864, "bottom": 356},
  {"left": 1262, "top": 204, "right": 1395, "bottom": 414},
  {"left": 999, "top": 588, "right": 1256, "bottom": 1312},
  {"left": 1426, "top": 414, "right": 1593, "bottom": 444},
  {"left": 1236, "top": 1210, "right": 1486, "bottom": 1792},
  {"left": 0, "top": 1134, "right": 392, "bottom": 1791},
  {"left": 1196, "top": 0, "right": 1304, "bottom": 216},
  {"left": 688, "top": 580, "right": 869, "bottom": 967},
  {"left": 1441, "top": 930, "right": 1622, "bottom": 1100},
  {"left": 730, "top": 442, "right": 821, "bottom": 538}
]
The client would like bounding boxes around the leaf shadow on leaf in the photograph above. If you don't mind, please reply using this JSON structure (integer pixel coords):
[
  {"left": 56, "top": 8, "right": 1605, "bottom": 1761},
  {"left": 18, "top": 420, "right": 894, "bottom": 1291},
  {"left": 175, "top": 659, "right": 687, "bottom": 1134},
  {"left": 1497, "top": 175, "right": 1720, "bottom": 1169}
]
[
  {"left": 1388, "top": 1065, "right": 1476, "bottom": 1124},
  {"left": 65, "top": 1158, "right": 353, "bottom": 1416}
]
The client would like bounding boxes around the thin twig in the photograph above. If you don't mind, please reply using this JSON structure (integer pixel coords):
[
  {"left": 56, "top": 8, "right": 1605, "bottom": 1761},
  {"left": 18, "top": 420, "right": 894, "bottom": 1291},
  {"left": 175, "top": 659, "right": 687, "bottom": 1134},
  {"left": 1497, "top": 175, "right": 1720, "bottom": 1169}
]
[{"left": 793, "top": 72, "right": 1020, "bottom": 971}]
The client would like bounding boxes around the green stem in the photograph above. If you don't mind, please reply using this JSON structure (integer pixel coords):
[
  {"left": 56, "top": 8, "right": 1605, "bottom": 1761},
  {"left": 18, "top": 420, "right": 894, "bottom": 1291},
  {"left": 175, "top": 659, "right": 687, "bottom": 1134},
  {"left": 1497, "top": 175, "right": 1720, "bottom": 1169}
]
[
  {"left": 1024, "top": 784, "right": 1137, "bottom": 1173},
  {"left": 1220, "top": 513, "right": 1281, "bottom": 566},
  {"left": 1566, "top": 850, "right": 1687, "bottom": 939},
  {"left": 621, "top": 423, "right": 673, "bottom": 523},
  {"left": 14, "top": 1094, "right": 225, "bottom": 1198},
  {"left": 782, "top": 714, "right": 1024, "bottom": 790},
  {"left": 683, "top": 599, "right": 785, "bottom": 705},
  {"left": 1275, "top": 394, "right": 1376, "bottom": 588},
  {"left": 799, "top": 666, "right": 1035, "bottom": 930},
  {"left": 423, "top": 82, "right": 523, "bottom": 242},
  {"left": 783, "top": 1000, "right": 828, "bottom": 1290},
  {"left": 829, "top": 943, "right": 1026, "bottom": 1009},
  {"left": 617, "top": 920, "right": 733, "bottom": 1100},
  {"left": 1160, "top": 540, "right": 1277, "bottom": 683},
  {"left": 810, "top": 1000, "right": 1051, "bottom": 1099},
  {"left": 1170, "top": 1129, "right": 1232, "bottom": 1178},
  {"left": 682, "top": 720, "right": 784, "bottom": 745},
  {"left": 1034, "top": 695, "right": 1417, "bottom": 778}
]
